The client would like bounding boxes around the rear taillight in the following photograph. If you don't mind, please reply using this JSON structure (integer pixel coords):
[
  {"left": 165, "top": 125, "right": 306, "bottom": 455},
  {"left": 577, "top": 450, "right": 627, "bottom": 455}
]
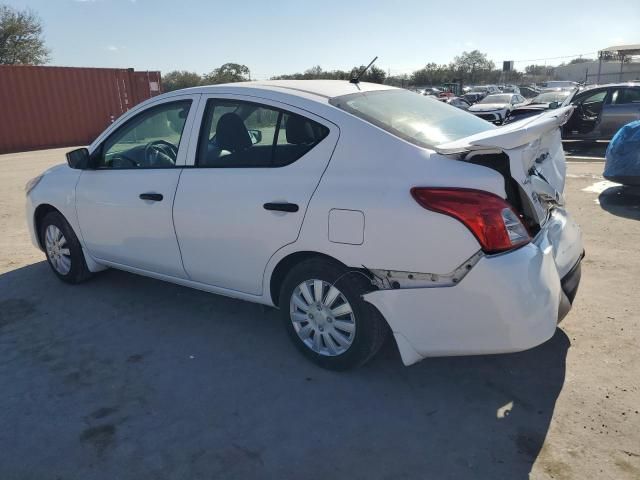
[{"left": 410, "top": 187, "right": 531, "bottom": 254}]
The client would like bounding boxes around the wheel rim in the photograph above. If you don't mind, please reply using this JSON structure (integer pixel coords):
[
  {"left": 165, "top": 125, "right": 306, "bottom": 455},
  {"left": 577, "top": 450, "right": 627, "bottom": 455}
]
[
  {"left": 289, "top": 279, "right": 356, "bottom": 357},
  {"left": 45, "top": 225, "right": 71, "bottom": 275}
]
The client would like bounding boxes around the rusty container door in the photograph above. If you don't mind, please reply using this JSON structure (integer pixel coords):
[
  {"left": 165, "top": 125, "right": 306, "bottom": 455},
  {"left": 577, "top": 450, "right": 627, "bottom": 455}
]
[{"left": 0, "top": 65, "right": 162, "bottom": 154}]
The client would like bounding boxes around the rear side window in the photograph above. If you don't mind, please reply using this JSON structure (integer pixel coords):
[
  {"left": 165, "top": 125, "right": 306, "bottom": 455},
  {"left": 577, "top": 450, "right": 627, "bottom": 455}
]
[
  {"left": 196, "top": 100, "right": 329, "bottom": 168},
  {"left": 330, "top": 89, "right": 494, "bottom": 149},
  {"left": 615, "top": 88, "right": 640, "bottom": 104}
]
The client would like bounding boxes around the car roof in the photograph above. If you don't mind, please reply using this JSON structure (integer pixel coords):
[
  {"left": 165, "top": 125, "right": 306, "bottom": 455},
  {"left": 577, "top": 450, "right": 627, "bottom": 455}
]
[
  {"left": 586, "top": 82, "right": 640, "bottom": 88},
  {"left": 167, "top": 80, "right": 395, "bottom": 103}
]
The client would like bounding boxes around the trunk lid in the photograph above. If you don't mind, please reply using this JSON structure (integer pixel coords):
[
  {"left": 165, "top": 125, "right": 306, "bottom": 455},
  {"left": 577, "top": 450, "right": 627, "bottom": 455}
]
[{"left": 435, "top": 106, "right": 574, "bottom": 225}]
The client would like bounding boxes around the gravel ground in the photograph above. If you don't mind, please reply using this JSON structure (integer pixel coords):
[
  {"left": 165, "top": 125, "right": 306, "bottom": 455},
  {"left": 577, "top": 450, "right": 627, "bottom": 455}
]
[{"left": 0, "top": 148, "right": 638, "bottom": 480}]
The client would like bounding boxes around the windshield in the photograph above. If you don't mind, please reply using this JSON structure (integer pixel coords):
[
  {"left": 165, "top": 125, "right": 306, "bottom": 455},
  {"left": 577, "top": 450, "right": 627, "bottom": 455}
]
[
  {"left": 531, "top": 91, "right": 571, "bottom": 104},
  {"left": 329, "top": 89, "right": 495, "bottom": 149},
  {"left": 479, "top": 94, "right": 512, "bottom": 104}
]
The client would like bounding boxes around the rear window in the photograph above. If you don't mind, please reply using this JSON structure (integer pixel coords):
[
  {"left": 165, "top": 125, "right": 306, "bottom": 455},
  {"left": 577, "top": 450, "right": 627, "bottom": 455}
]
[{"left": 329, "top": 89, "right": 494, "bottom": 149}]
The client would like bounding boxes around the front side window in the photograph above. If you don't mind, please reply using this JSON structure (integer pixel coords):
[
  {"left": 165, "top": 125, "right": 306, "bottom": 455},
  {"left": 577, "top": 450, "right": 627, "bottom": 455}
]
[
  {"left": 578, "top": 90, "right": 607, "bottom": 116},
  {"left": 197, "top": 100, "right": 329, "bottom": 168},
  {"left": 99, "top": 101, "right": 191, "bottom": 169},
  {"left": 330, "top": 89, "right": 494, "bottom": 149}
]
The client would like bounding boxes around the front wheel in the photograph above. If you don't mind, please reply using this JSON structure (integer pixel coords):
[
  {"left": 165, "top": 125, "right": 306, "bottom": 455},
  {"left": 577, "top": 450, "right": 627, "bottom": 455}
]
[
  {"left": 279, "top": 259, "right": 387, "bottom": 370},
  {"left": 40, "top": 211, "right": 92, "bottom": 284}
]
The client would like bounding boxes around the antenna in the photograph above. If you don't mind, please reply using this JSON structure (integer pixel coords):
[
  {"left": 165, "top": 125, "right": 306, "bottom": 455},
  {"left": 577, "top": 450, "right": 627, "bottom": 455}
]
[{"left": 350, "top": 56, "right": 378, "bottom": 84}]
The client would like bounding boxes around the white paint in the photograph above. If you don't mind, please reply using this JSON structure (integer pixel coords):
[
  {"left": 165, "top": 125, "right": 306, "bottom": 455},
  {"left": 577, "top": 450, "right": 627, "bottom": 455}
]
[
  {"left": 582, "top": 180, "right": 620, "bottom": 194},
  {"left": 25, "top": 80, "right": 584, "bottom": 367},
  {"left": 365, "top": 208, "right": 582, "bottom": 365},
  {"left": 328, "top": 209, "right": 365, "bottom": 245},
  {"left": 497, "top": 401, "right": 514, "bottom": 419}
]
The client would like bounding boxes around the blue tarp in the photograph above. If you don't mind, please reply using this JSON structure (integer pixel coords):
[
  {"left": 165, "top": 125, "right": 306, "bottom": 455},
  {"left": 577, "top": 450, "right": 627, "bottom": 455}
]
[{"left": 604, "top": 120, "right": 640, "bottom": 185}]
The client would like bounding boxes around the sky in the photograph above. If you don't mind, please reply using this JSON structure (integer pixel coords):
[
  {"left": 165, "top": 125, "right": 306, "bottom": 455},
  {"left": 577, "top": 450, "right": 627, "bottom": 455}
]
[{"left": 4, "top": 0, "right": 640, "bottom": 79}]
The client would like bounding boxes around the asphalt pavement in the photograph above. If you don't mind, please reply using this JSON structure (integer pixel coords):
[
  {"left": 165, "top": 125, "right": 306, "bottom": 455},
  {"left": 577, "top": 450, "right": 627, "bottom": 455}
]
[{"left": 1, "top": 148, "right": 638, "bottom": 480}]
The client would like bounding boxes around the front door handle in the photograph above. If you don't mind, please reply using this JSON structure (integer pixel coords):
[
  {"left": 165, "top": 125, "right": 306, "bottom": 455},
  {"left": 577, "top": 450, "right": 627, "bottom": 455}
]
[
  {"left": 263, "top": 202, "right": 299, "bottom": 213},
  {"left": 139, "top": 193, "right": 163, "bottom": 201}
]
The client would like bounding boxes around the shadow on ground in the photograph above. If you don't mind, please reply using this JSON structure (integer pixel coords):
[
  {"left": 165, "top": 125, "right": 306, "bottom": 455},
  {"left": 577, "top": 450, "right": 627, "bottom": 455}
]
[
  {"left": 0, "top": 262, "right": 569, "bottom": 480},
  {"left": 599, "top": 185, "right": 640, "bottom": 220},
  {"left": 563, "top": 140, "right": 608, "bottom": 159}
]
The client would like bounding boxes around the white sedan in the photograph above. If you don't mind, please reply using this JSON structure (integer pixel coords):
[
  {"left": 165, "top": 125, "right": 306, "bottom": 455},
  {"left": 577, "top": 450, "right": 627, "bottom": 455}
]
[
  {"left": 25, "top": 80, "right": 583, "bottom": 370},
  {"left": 468, "top": 93, "right": 529, "bottom": 124}
]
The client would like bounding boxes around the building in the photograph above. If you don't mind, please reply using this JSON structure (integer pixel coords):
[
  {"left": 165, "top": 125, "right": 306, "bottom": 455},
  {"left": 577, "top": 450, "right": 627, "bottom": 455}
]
[{"left": 553, "top": 44, "right": 640, "bottom": 84}]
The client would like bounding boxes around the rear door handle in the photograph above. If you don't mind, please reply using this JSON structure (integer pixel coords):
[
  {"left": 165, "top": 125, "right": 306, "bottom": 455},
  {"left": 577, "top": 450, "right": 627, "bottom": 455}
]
[
  {"left": 263, "top": 202, "right": 299, "bottom": 213},
  {"left": 139, "top": 193, "right": 163, "bottom": 201}
]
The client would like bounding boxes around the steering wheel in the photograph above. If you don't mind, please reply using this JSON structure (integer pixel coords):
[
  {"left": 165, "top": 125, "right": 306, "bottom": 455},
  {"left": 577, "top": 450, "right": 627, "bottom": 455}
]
[{"left": 144, "top": 140, "right": 178, "bottom": 167}]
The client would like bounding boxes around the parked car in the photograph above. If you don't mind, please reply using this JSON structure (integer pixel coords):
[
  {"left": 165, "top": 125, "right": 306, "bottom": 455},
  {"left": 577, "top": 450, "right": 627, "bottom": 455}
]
[
  {"left": 470, "top": 85, "right": 501, "bottom": 95},
  {"left": 468, "top": 93, "right": 528, "bottom": 124},
  {"left": 501, "top": 85, "right": 521, "bottom": 94},
  {"left": 504, "top": 89, "right": 575, "bottom": 124},
  {"left": 518, "top": 85, "right": 542, "bottom": 98},
  {"left": 461, "top": 92, "right": 485, "bottom": 105},
  {"left": 446, "top": 97, "right": 471, "bottom": 110},
  {"left": 539, "top": 80, "right": 578, "bottom": 90},
  {"left": 25, "top": 80, "right": 583, "bottom": 370},
  {"left": 563, "top": 82, "right": 640, "bottom": 140},
  {"left": 421, "top": 87, "right": 443, "bottom": 97}
]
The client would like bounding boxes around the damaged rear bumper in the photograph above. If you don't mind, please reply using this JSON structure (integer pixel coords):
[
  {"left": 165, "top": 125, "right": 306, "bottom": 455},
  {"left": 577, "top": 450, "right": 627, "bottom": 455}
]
[
  {"left": 558, "top": 252, "right": 583, "bottom": 322},
  {"left": 363, "top": 207, "right": 583, "bottom": 366}
]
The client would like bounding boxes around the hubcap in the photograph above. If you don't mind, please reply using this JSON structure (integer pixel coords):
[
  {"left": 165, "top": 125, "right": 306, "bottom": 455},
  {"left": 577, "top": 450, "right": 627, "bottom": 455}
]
[
  {"left": 289, "top": 279, "right": 356, "bottom": 356},
  {"left": 44, "top": 225, "right": 71, "bottom": 275}
]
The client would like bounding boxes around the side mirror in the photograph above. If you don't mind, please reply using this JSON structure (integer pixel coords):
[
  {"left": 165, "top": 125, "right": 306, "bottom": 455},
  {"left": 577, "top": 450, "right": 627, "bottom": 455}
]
[
  {"left": 548, "top": 101, "right": 560, "bottom": 109},
  {"left": 248, "top": 129, "right": 262, "bottom": 145},
  {"left": 66, "top": 148, "right": 90, "bottom": 169}
]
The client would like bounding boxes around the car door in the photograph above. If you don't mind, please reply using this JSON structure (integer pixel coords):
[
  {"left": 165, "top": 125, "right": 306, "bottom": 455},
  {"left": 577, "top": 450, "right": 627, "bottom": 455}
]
[
  {"left": 563, "top": 88, "right": 609, "bottom": 139},
  {"left": 600, "top": 87, "right": 640, "bottom": 138},
  {"left": 173, "top": 95, "right": 339, "bottom": 295},
  {"left": 75, "top": 94, "right": 199, "bottom": 278}
]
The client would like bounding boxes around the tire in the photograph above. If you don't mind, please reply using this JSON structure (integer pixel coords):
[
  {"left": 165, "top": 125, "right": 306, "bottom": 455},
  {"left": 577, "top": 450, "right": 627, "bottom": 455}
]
[
  {"left": 40, "top": 211, "right": 92, "bottom": 284},
  {"left": 279, "top": 258, "right": 388, "bottom": 370}
]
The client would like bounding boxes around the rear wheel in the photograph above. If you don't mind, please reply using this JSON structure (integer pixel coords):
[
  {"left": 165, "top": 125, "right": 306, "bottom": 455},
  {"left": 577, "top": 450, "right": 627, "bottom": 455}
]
[
  {"left": 40, "top": 211, "right": 92, "bottom": 284},
  {"left": 279, "top": 259, "right": 387, "bottom": 370}
]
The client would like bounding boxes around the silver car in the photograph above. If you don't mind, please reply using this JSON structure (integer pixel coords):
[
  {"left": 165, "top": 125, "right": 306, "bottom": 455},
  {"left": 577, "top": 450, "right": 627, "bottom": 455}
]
[{"left": 563, "top": 83, "right": 640, "bottom": 140}]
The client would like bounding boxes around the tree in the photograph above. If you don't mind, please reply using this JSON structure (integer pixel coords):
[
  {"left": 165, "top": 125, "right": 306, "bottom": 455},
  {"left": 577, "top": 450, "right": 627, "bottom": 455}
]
[
  {"left": 523, "top": 64, "right": 554, "bottom": 82},
  {"left": 349, "top": 64, "right": 386, "bottom": 84},
  {"left": 203, "top": 63, "right": 250, "bottom": 84},
  {"left": 451, "top": 50, "right": 494, "bottom": 83},
  {"left": 385, "top": 73, "right": 409, "bottom": 88},
  {"left": 0, "top": 4, "right": 49, "bottom": 65},
  {"left": 568, "top": 57, "right": 594, "bottom": 64},
  {"left": 411, "top": 63, "right": 450, "bottom": 86},
  {"left": 161, "top": 70, "right": 202, "bottom": 92},
  {"left": 525, "top": 64, "right": 546, "bottom": 76}
]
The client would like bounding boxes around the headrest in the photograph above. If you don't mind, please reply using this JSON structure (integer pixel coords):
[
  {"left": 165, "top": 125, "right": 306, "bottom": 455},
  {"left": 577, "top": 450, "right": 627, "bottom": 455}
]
[
  {"left": 286, "top": 115, "right": 316, "bottom": 144},
  {"left": 216, "top": 113, "right": 252, "bottom": 152}
]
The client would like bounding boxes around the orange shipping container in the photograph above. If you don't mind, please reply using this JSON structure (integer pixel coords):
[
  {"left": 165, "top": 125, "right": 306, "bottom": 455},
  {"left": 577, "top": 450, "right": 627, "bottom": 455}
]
[{"left": 0, "top": 65, "right": 162, "bottom": 154}]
